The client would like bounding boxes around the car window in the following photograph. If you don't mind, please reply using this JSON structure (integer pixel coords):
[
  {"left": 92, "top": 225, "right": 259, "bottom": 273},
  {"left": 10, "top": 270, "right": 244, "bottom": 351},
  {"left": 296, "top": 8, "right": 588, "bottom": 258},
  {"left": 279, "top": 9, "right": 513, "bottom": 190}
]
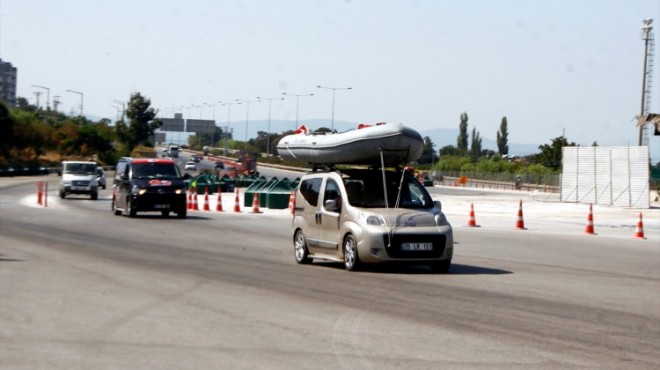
[
  {"left": 132, "top": 163, "right": 181, "bottom": 179},
  {"left": 322, "top": 179, "right": 341, "bottom": 212},
  {"left": 299, "top": 177, "right": 322, "bottom": 207}
]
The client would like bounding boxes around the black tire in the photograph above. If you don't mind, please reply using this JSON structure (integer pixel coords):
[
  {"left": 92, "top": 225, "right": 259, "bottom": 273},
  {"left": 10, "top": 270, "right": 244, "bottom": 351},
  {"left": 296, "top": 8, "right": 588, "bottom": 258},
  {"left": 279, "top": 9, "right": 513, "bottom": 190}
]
[
  {"left": 343, "top": 234, "right": 360, "bottom": 271},
  {"left": 91, "top": 191, "right": 98, "bottom": 200},
  {"left": 430, "top": 259, "right": 451, "bottom": 274},
  {"left": 127, "top": 198, "right": 137, "bottom": 218},
  {"left": 161, "top": 210, "right": 170, "bottom": 218},
  {"left": 59, "top": 191, "right": 65, "bottom": 199},
  {"left": 176, "top": 208, "right": 187, "bottom": 219},
  {"left": 111, "top": 197, "right": 122, "bottom": 216},
  {"left": 294, "top": 230, "right": 311, "bottom": 264}
]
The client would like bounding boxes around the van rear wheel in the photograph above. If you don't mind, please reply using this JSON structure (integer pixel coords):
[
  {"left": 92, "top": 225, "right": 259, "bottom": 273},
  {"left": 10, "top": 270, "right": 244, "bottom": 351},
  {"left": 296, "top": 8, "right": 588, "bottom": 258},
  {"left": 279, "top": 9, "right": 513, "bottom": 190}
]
[{"left": 294, "top": 230, "right": 311, "bottom": 264}]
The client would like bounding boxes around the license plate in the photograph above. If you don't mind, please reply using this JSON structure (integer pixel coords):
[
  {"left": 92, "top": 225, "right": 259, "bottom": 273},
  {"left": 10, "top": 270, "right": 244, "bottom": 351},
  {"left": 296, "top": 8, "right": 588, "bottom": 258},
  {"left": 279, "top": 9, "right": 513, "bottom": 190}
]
[
  {"left": 154, "top": 204, "right": 170, "bottom": 209},
  {"left": 401, "top": 242, "right": 433, "bottom": 251},
  {"left": 71, "top": 186, "right": 86, "bottom": 191}
]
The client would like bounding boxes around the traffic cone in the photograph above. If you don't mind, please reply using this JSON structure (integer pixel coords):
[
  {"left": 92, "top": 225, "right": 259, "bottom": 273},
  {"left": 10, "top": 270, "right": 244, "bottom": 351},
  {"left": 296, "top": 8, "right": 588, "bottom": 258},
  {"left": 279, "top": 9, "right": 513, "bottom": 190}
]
[
  {"left": 192, "top": 187, "right": 199, "bottom": 211},
  {"left": 216, "top": 191, "right": 224, "bottom": 212},
  {"left": 203, "top": 187, "right": 210, "bottom": 211},
  {"left": 288, "top": 191, "right": 295, "bottom": 214},
  {"left": 251, "top": 192, "right": 262, "bottom": 213},
  {"left": 634, "top": 212, "right": 646, "bottom": 239},
  {"left": 467, "top": 202, "right": 479, "bottom": 227},
  {"left": 233, "top": 188, "right": 241, "bottom": 213},
  {"left": 584, "top": 203, "right": 595, "bottom": 235},
  {"left": 515, "top": 200, "right": 526, "bottom": 230},
  {"left": 187, "top": 188, "right": 193, "bottom": 210}
]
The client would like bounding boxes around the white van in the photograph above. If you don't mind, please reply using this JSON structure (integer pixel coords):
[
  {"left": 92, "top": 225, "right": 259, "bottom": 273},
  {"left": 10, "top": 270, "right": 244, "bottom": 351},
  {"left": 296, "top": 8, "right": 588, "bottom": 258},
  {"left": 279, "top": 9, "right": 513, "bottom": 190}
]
[{"left": 58, "top": 161, "right": 99, "bottom": 200}]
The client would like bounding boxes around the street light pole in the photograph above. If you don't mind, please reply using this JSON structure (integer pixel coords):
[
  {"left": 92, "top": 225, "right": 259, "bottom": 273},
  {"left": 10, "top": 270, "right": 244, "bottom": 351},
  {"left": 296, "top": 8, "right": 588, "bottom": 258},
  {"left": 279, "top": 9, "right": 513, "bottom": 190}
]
[
  {"left": 256, "top": 96, "right": 285, "bottom": 154},
  {"left": 282, "top": 92, "right": 314, "bottom": 130},
  {"left": 113, "top": 99, "right": 125, "bottom": 122},
  {"left": 236, "top": 98, "right": 262, "bottom": 150},
  {"left": 220, "top": 101, "right": 242, "bottom": 155},
  {"left": 317, "top": 85, "right": 352, "bottom": 132},
  {"left": 66, "top": 89, "right": 83, "bottom": 117},
  {"left": 32, "top": 85, "right": 50, "bottom": 110}
]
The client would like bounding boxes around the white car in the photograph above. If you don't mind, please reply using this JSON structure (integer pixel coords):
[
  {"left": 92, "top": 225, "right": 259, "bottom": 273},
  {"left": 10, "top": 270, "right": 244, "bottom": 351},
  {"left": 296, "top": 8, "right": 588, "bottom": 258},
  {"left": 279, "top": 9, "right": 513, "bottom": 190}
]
[{"left": 184, "top": 161, "right": 197, "bottom": 171}]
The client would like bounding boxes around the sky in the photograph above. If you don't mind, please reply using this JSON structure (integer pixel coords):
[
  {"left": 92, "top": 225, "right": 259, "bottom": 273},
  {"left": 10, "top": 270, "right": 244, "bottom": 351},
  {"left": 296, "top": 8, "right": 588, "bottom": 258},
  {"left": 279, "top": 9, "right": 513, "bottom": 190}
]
[{"left": 1, "top": 0, "right": 659, "bottom": 158}]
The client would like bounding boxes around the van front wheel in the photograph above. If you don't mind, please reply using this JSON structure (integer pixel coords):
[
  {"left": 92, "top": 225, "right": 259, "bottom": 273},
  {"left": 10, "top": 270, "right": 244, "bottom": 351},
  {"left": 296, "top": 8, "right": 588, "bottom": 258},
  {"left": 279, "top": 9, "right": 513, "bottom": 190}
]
[{"left": 343, "top": 234, "right": 360, "bottom": 271}]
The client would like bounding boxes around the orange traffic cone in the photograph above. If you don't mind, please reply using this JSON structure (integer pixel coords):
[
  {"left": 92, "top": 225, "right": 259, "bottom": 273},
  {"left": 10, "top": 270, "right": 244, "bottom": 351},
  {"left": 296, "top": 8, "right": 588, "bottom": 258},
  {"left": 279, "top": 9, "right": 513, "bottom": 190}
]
[
  {"left": 584, "top": 203, "right": 595, "bottom": 235},
  {"left": 634, "top": 212, "right": 646, "bottom": 239},
  {"left": 515, "top": 200, "right": 526, "bottom": 230},
  {"left": 203, "top": 187, "right": 210, "bottom": 211},
  {"left": 192, "top": 187, "right": 199, "bottom": 211},
  {"left": 233, "top": 188, "right": 241, "bottom": 213},
  {"left": 251, "top": 192, "right": 262, "bottom": 213},
  {"left": 467, "top": 202, "right": 479, "bottom": 227},
  {"left": 216, "top": 191, "right": 224, "bottom": 212},
  {"left": 288, "top": 191, "right": 295, "bottom": 214},
  {"left": 187, "top": 188, "right": 193, "bottom": 210}
]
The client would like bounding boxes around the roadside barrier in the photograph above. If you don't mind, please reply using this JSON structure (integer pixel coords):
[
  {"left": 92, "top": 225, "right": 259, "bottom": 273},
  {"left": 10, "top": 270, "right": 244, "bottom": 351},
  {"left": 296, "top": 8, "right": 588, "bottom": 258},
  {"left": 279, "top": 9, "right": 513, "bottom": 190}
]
[
  {"left": 36, "top": 181, "right": 48, "bottom": 207},
  {"left": 203, "top": 188, "right": 211, "bottom": 211},
  {"left": 515, "top": 200, "right": 526, "bottom": 230},
  {"left": 216, "top": 191, "right": 224, "bottom": 212},
  {"left": 585, "top": 204, "right": 595, "bottom": 235},
  {"left": 634, "top": 213, "right": 646, "bottom": 239},
  {"left": 467, "top": 202, "right": 479, "bottom": 227},
  {"left": 250, "top": 192, "right": 262, "bottom": 214},
  {"left": 233, "top": 188, "right": 241, "bottom": 213},
  {"left": 187, "top": 189, "right": 193, "bottom": 210}
]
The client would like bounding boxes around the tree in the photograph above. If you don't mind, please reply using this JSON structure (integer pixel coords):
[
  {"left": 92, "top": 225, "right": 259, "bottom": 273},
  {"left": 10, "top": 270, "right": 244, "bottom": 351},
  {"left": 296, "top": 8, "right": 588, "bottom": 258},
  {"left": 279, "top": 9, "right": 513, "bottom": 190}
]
[
  {"left": 456, "top": 112, "right": 469, "bottom": 155},
  {"left": 418, "top": 136, "right": 438, "bottom": 164},
  {"left": 123, "top": 92, "right": 161, "bottom": 152},
  {"left": 439, "top": 145, "right": 460, "bottom": 157},
  {"left": 469, "top": 127, "right": 482, "bottom": 160},
  {"left": 496, "top": 116, "right": 509, "bottom": 156},
  {"left": 0, "top": 102, "right": 15, "bottom": 157},
  {"left": 533, "top": 136, "right": 576, "bottom": 169}
]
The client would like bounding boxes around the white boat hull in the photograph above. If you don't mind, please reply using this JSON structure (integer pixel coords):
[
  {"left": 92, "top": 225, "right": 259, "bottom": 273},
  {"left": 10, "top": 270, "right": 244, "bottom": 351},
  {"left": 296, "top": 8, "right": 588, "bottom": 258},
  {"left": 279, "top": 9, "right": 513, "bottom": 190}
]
[{"left": 276, "top": 123, "right": 423, "bottom": 165}]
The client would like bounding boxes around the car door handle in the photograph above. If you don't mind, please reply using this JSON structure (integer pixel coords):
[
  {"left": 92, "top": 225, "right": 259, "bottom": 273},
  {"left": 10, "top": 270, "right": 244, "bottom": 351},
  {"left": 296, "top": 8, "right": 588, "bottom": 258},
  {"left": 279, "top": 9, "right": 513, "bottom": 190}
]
[{"left": 315, "top": 211, "right": 321, "bottom": 225}]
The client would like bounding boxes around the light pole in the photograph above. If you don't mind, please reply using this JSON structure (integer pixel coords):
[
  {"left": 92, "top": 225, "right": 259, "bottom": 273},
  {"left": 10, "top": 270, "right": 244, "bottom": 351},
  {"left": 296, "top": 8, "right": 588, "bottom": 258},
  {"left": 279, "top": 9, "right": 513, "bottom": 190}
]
[
  {"left": 638, "top": 18, "right": 654, "bottom": 146},
  {"left": 220, "top": 101, "right": 242, "bottom": 155},
  {"left": 317, "top": 85, "right": 352, "bottom": 132},
  {"left": 66, "top": 89, "right": 83, "bottom": 116},
  {"left": 282, "top": 92, "right": 314, "bottom": 130},
  {"left": 236, "top": 98, "right": 261, "bottom": 150},
  {"left": 113, "top": 99, "right": 125, "bottom": 122},
  {"left": 256, "top": 96, "right": 285, "bottom": 154},
  {"left": 32, "top": 85, "right": 50, "bottom": 110}
]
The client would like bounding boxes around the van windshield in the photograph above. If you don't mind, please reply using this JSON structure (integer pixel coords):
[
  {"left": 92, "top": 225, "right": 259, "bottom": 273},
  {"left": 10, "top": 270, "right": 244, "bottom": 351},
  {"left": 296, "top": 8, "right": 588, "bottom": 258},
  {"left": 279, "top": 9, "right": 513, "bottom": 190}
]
[
  {"left": 342, "top": 169, "right": 433, "bottom": 209},
  {"left": 132, "top": 163, "right": 181, "bottom": 179},
  {"left": 64, "top": 163, "right": 96, "bottom": 175}
]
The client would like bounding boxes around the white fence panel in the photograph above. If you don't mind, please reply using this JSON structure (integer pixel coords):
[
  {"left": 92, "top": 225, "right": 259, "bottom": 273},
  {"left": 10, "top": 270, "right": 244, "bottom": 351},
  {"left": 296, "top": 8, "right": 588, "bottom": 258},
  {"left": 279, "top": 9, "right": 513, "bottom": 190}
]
[{"left": 561, "top": 146, "right": 649, "bottom": 208}]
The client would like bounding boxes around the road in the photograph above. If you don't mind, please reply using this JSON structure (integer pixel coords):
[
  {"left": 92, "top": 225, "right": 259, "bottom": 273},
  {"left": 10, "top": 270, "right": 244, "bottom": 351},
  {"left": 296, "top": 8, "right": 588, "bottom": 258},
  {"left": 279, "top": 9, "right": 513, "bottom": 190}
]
[{"left": 1, "top": 174, "right": 659, "bottom": 369}]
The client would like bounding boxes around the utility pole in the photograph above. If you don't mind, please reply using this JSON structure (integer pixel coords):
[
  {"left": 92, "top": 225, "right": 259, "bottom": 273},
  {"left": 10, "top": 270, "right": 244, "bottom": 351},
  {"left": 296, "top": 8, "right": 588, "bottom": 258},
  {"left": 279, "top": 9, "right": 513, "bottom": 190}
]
[
  {"left": 638, "top": 18, "right": 655, "bottom": 146},
  {"left": 53, "top": 96, "right": 61, "bottom": 112},
  {"left": 32, "top": 85, "right": 50, "bottom": 110}
]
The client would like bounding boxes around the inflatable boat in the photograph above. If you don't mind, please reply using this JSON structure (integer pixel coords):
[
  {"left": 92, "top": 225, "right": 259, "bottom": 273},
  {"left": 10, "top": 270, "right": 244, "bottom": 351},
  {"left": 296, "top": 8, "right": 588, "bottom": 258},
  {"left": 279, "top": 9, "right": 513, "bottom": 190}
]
[{"left": 276, "top": 123, "right": 424, "bottom": 165}]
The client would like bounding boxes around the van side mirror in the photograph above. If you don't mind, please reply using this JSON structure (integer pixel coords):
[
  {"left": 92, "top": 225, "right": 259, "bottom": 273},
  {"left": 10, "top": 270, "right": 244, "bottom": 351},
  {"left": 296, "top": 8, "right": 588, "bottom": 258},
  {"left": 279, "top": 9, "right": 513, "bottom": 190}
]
[
  {"left": 183, "top": 173, "right": 191, "bottom": 180},
  {"left": 324, "top": 199, "right": 339, "bottom": 212},
  {"left": 434, "top": 200, "right": 442, "bottom": 211},
  {"left": 57, "top": 170, "right": 62, "bottom": 176}
]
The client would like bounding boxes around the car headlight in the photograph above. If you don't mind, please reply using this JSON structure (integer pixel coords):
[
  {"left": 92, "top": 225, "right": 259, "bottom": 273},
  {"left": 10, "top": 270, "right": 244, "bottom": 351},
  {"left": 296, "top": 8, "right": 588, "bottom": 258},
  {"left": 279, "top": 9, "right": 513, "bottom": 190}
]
[
  {"left": 132, "top": 186, "right": 146, "bottom": 195},
  {"left": 359, "top": 212, "right": 385, "bottom": 226},
  {"left": 434, "top": 212, "right": 450, "bottom": 226},
  {"left": 175, "top": 188, "right": 184, "bottom": 194}
]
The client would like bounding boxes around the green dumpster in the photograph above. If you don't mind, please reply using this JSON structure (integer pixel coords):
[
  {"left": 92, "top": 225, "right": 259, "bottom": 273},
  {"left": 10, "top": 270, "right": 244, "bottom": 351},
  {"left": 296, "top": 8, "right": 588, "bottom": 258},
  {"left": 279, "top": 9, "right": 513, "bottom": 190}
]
[{"left": 265, "top": 177, "right": 297, "bottom": 209}]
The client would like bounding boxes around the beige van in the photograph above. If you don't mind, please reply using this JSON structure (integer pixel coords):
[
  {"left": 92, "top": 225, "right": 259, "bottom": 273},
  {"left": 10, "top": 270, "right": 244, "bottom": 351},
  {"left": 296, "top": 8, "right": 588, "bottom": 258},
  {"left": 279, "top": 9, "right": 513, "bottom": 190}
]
[{"left": 292, "top": 167, "right": 453, "bottom": 272}]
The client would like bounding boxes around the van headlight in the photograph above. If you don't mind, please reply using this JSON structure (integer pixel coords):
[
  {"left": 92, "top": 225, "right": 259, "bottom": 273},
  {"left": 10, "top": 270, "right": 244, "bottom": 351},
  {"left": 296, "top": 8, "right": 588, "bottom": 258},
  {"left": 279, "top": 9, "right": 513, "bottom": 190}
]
[
  {"left": 175, "top": 188, "right": 184, "bottom": 195},
  {"left": 434, "top": 212, "right": 450, "bottom": 226},
  {"left": 359, "top": 212, "right": 385, "bottom": 226},
  {"left": 132, "top": 186, "right": 146, "bottom": 195}
]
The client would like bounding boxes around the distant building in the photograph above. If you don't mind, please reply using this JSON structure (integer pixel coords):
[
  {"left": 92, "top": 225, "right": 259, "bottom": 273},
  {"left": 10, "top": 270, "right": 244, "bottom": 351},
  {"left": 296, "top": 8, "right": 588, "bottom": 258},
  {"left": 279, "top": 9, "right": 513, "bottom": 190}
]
[{"left": 0, "top": 59, "right": 17, "bottom": 107}]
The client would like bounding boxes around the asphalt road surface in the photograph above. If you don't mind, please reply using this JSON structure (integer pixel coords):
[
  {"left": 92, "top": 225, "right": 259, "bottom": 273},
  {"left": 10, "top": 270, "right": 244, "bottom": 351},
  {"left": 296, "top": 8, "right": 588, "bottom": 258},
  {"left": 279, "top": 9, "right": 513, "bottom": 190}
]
[{"left": 1, "top": 175, "right": 659, "bottom": 369}]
